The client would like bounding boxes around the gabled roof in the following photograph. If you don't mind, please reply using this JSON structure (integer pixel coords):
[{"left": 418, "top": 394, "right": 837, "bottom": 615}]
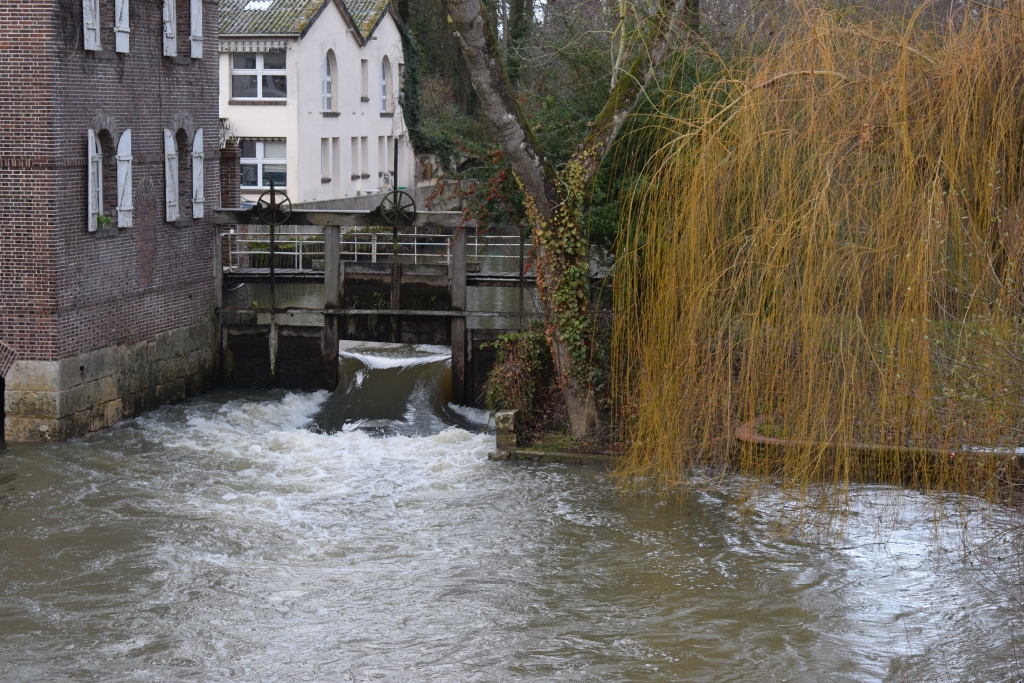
[{"left": 219, "top": 0, "right": 395, "bottom": 44}]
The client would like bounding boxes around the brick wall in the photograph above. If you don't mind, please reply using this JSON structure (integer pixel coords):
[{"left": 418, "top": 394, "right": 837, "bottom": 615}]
[
  {"left": 0, "top": 0, "right": 220, "bottom": 369},
  {"left": 0, "top": 1, "right": 58, "bottom": 365}
]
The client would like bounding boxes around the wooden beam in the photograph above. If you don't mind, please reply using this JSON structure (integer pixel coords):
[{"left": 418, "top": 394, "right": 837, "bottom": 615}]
[
  {"left": 219, "top": 308, "right": 543, "bottom": 318},
  {"left": 322, "top": 225, "right": 340, "bottom": 391},
  {"left": 213, "top": 208, "right": 472, "bottom": 229},
  {"left": 450, "top": 228, "right": 467, "bottom": 405}
]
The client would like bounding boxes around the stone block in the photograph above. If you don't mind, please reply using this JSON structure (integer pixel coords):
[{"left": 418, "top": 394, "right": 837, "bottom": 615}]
[
  {"left": 61, "top": 376, "right": 119, "bottom": 417},
  {"left": 4, "top": 390, "right": 60, "bottom": 419},
  {"left": 78, "top": 347, "right": 118, "bottom": 385},
  {"left": 184, "top": 320, "right": 215, "bottom": 353},
  {"left": 118, "top": 340, "right": 152, "bottom": 395},
  {"left": 104, "top": 399, "right": 124, "bottom": 428},
  {"left": 4, "top": 416, "right": 63, "bottom": 442},
  {"left": 156, "top": 354, "right": 188, "bottom": 385},
  {"left": 495, "top": 409, "right": 519, "bottom": 452},
  {"left": 155, "top": 378, "right": 186, "bottom": 405},
  {"left": 153, "top": 328, "right": 188, "bottom": 362},
  {"left": 4, "top": 361, "right": 60, "bottom": 392}
]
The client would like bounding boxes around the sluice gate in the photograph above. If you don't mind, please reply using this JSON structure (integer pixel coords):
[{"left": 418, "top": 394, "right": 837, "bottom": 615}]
[{"left": 213, "top": 205, "right": 537, "bottom": 406}]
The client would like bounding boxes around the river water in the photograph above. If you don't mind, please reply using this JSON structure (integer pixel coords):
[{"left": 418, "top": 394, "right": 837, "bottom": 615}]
[{"left": 0, "top": 344, "right": 1020, "bottom": 682}]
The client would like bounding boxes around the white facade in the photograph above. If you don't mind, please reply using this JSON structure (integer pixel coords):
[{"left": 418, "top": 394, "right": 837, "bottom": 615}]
[{"left": 219, "top": 0, "right": 415, "bottom": 204}]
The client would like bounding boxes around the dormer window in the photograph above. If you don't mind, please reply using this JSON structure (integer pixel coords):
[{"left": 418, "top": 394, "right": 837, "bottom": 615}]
[{"left": 231, "top": 52, "right": 287, "bottom": 100}]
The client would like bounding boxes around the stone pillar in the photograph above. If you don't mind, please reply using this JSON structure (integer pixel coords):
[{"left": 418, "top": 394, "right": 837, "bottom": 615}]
[{"left": 495, "top": 409, "right": 519, "bottom": 452}]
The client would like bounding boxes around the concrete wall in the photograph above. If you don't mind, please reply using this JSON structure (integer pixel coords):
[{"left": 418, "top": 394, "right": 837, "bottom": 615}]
[{"left": 219, "top": 5, "right": 416, "bottom": 206}]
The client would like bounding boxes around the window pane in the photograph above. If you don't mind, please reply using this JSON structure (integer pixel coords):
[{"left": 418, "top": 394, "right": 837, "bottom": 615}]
[
  {"left": 240, "top": 140, "right": 257, "bottom": 158},
  {"left": 232, "top": 53, "right": 257, "bottom": 70},
  {"left": 232, "top": 75, "right": 258, "bottom": 98},
  {"left": 324, "top": 55, "right": 331, "bottom": 77},
  {"left": 263, "top": 141, "right": 286, "bottom": 159},
  {"left": 240, "top": 164, "right": 259, "bottom": 186},
  {"left": 262, "top": 164, "right": 286, "bottom": 187},
  {"left": 262, "top": 75, "right": 287, "bottom": 98},
  {"left": 263, "top": 52, "right": 286, "bottom": 70}
]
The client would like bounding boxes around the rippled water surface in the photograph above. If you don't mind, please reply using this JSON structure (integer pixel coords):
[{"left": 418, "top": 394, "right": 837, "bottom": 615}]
[{"left": 0, "top": 344, "right": 1020, "bottom": 681}]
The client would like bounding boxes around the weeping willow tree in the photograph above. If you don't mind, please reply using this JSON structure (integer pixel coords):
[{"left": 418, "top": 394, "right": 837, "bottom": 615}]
[{"left": 614, "top": 2, "right": 1024, "bottom": 515}]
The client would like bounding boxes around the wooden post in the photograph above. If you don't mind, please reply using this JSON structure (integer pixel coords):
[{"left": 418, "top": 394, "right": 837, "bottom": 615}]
[
  {"left": 450, "top": 227, "right": 467, "bottom": 405},
  {"left": 268, "top": 318, "right": 279, "bottom": 388},
  {"left": 390, "top": 263, "right": 401, "bottom": 343},
  {"left": 214, "top": 227, "right": 224, "bottom": 384},
  {"left": 322, "top": 225, "right": 340, "bottom": 391}
]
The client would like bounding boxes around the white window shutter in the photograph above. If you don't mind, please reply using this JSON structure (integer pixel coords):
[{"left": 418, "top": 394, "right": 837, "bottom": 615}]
[
  {"left": 165, "top": 129, "right": 179, "bottom": 221},
  {"left": 190, "top": 0, "right": 202, "bottom": 58},
  {"left": 87, "top": 129, "right": 101, "bottom": 232},
  {"left": 192, "top": 129, "right": 204, "bottom": 218},
  {"left": 162, "top": 0, "right": 177, "bottom": 57},
  {"left": 114, "top": 0, "right": 130, "bottom": 53},
  {"left": 116, "top": 129, "right": 133, "bottom": 227},
  {"left": 83, "top": 0, "right": 100, "bottom": 51}
]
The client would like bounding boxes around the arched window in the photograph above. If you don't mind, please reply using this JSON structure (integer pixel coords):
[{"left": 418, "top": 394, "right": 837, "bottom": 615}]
[
  {"left": 322, "top": 51, "right": 337, "bottom": 112},
  {"left": 380, "top": 57, "right": 391, "bottom": 113}
]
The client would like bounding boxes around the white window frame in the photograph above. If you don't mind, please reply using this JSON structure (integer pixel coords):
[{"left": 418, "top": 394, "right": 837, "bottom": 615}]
[
  {"left": 231, "top": 53, "right": 287, "bottom": 101},
  {"left": 322, "top": 55, "right": 333, "bottom": 112},
  {"left": 240, "top": 140, "right": 287, "bottom": 189},
  {"left": 380, "top": 59, "right": 388, "bottom": 112}
]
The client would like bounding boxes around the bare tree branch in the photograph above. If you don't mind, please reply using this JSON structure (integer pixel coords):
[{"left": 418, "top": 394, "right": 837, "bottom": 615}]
[{"left": 444, "top": 0, "right": 561, "bottom": 218}]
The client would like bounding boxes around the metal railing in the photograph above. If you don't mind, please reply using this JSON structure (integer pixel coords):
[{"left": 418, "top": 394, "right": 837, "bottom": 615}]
[{"left": 221, "top": 227, "right": 533, "bottom": 273}]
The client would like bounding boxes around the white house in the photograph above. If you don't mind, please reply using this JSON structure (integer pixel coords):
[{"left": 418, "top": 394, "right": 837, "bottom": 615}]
[{"left": 218, "top": 0, "right": 416, "bottom": 204}]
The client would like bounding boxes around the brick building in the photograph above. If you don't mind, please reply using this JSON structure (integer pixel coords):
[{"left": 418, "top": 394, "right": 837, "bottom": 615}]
[{"left": 1, "top": 0, "right": 221, "bottom": 441}]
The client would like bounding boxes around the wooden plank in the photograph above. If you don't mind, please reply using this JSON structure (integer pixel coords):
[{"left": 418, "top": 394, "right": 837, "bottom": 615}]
[
  {"left": 451, "top": 317, "right": 466, "bottom": 405},
  {"left": 213, "top": 208, "right": 471, "bottom": 229},
  {"left": 450, "top": 228, "right": 467, "bottom": 405},
  {"left": 214, "top": 230, "right": 224, "bottom": 383},
  {"left": 390, "top": 264, "right": 401, "bottom": 310},
  {"left": 322, "top": 225, "right": 340, "bottom": 391},
  {"left": 322, "top": 316, "right": 339, "bottom": 391}
]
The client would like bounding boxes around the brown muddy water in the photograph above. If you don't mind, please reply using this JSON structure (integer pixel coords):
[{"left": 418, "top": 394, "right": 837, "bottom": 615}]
[{"left": 0, "top": 343, "right": 1020, "bottom": 681}]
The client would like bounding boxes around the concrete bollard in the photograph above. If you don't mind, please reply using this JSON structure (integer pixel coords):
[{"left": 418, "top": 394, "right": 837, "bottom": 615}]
[{"left": 495, "top": 409, "right": 519, "bottom": 452}]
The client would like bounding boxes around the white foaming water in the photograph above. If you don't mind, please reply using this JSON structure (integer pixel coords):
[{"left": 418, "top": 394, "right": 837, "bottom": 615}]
[
  {"left": 339, "top": 342, "right": 450, "bottom": 370},
  {"left": 447, "top": 402, "right": 491, "bottom": 426},
  {"left": 0, "top": 375, "right": 1020, "bottom": 682}
]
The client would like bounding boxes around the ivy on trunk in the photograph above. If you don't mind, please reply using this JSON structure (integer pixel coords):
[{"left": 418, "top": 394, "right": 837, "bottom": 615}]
[{"left": 443, "top": 0, "right": 692, "bottom": 437}]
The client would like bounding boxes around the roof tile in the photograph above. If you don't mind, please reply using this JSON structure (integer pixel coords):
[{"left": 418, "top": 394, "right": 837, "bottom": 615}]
[{"left": 219, "top": 0, "right": 392, "bottom": 40}]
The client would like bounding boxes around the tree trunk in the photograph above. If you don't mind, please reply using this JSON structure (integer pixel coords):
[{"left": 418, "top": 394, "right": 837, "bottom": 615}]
[{"left": 443, "top": 0, "right": 691, "bottom": 438}]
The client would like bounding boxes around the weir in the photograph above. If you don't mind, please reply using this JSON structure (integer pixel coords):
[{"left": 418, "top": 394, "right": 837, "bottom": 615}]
[{"left": 212, "top": 205, "right": 537, "bottom": 406}]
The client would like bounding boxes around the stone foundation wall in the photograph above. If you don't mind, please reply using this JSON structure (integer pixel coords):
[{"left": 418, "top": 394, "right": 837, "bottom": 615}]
[{"left": 3, "top": 320, "right": 216, "bottom": 442}]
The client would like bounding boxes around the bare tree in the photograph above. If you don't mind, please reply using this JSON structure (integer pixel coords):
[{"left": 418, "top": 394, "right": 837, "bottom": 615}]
[{"left": 444, "top": 0, "right": 690, "bottom": 437}]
